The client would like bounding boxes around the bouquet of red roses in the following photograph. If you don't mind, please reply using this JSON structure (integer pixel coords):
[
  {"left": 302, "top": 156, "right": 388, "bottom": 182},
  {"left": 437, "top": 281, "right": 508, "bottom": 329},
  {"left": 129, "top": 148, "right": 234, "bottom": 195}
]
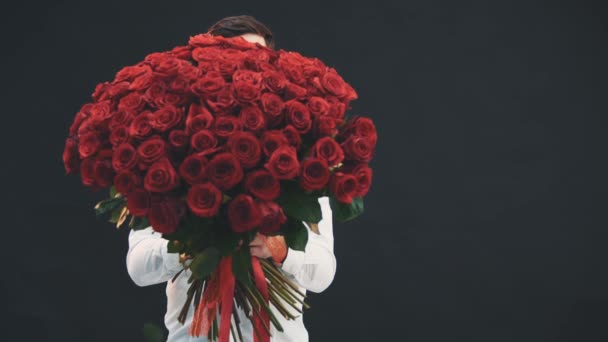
[{"left": 62, "top": 32, "right": 376, "bottom": 342}]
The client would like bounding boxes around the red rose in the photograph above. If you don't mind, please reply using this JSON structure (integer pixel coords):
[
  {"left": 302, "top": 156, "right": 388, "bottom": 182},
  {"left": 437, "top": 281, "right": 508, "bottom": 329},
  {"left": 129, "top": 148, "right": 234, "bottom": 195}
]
[
  {"left": 94, "top": 149, "right": 115, "bottom": 188},
  {"left": 258, "top": 201, "right": 287, "bottom": 235},
  {"left": 109, "top": 126, "right": 129, "bottom": 146},
  {"left": 90, "top": 100, "right": 113, "bottom": 122},
  {"left": 283, "top": 82, "right": 308, "bottom": 100},
  {"left": 186, "top": 103, "right": 214, "bottom": 135},
  {"left": 207, "top": 152, "right": 244, "bottom": 190},
  {"left": 179, "top": 153, "right": 209, "bottom": 185},
  {"left": 144, "top": 157, "right": 180, "bottom": 192},
  {"left": 192, "top": 46, "right": 222, "bottom": 62},
  {"left": 262, "top": 70, "right": 287, "bottom": 93},
  {"left": 63, "top": 138, "right": 80, "bottom": 174},
  {"left": 313, "top": 115, "right": 338, "bottom": 138},
  {"left": 168, "top": 130, "right": 189, "bottom": 150},
  {"left": 109, "top": 110, "right": 134, "bottom": 131},
  {"left": 244, "top": 169, "right": 280, "bottom": 201},
  {"left": 129, "top": 111, "right": 153, "bottom": 140},
  {"left": 148, "top": 196, "right": 184, "bottom": 234},
  {"left": 137, "top": 136, "right": 167, "bottom": 166},
  {"left": 244, "top": 49, "right": 271, "bottom": 70},
  {"left": 129, "top": 69, "right": 154, "bottom": 91},
  {"left": 113, "top": 170, "right": 141, "bottom": 195},
  {"left": 213, "top": 116, "right": 242, "bottom": 139},
  {"left": 264, "top": 145, "right": 300, "bottom": 180},
  {"left": 155, "top": 57, "right": 182, "bottom": 78},
  {"left": 232, "top": 82, "right": 261, "bottom": 104},
  {"left": 278, "top": 53, "right": 306, "bottom": 85},
  {"left": 320, "top": 69, "right": 348, "bottom": 99},
  {"left": 168, "top": 76, "right": 189, "bottom": 93},
  {"left": 303, "top": 58, "right": 325, "bottom": 78},
  {"left": 77, "top": 118, "right": 96, "bottom": 136},
  {"left": 189, "top": 33, "right": 220, "bottom": 47},
  {"left": 69, "top": 107, "right": 89, "bottom": 135},
  {"left": 341, "top": 117, "right": 378, "bottom": 146},
  {"left": 112, "top": 143, "right": 138, "bottom": 171},
  {"left": 115, "top": 64, "right": 149, "bottom": 82},
  {"left": 285, "top": 100, "right": 312, "bottom": 133},
  {"left": 206, "top": 87, "right": 236, "bottom": 115},
  {"left": 227, "top": 194, "right": 262, "bottom": 233},
  {"left": 342, "top": 163, "right": 373, "bottom": 197},
  {"left": 93, "top": 81, "right": 109, "bottom": 100},
  {"left": 329, "top": 171, "right": 358, "bottom": 204},
  {"left": 143, "top": 82, "right": 166, "bottom": 105},
  {"left": 239, "top": 106, "right": 266, "bottom": 132},
  {"left": 218, "top": 59, "right": 242, "bottom": 79},
  {"left": 80, "top": 157, "right": 96, "bottom": 187},
  {"left": 186, "top": 182, "right": 222, "bottom": 217},
  {"left": 118, "top": 92, "right": 145, "bottom": 113},
  {"left": 170, "top": 45, "right": 193, "bottom": 60},
  {"left": 106, "top": 82, "right": 130, "bottom": 99},
  {"left": 260, "top": 92, "right": 285, "bottom": 127},
  {"left": 78, "top": 132, "right": 100, "bottom": 158},
  {"left": 341, "top": 136, "right": 374, "bottom": 163},
  {"left": 126, "top": 188, "right": 151, "bottom": 216},
  {"left": 261, "top": 130, "right": 289, "bottom": 157},
  {"left": 233, "top": 70, "right": 263, "bottom": 86},
  {"left": 312, "top": 137, "right": 344, "bottom": 167},
  {"left": 191, "top": 71, "right": 226, "bottom": 96},
  {"left": 154, "top": 93, "right": 186, "bottom": 108},
  {"left": 299, "top": 158, "right": 330, "bottom": 191},
  {"left": 227, "top": 132, "right": 262, "bottom": 169},
  {"left": 190, "top": 129, "right": 218, "bottom": 153},
  {"left": 307, "top": 97, "right": 330, "bottom": 117},
  {"left": 151, "top": 105, "right": 184, "bottom": 132},
  {"left": 326, "top": 96, "right": 346, "bottom": 119},
  {"left": 282, "top": 125, "right": 302, "bottom": 150}
]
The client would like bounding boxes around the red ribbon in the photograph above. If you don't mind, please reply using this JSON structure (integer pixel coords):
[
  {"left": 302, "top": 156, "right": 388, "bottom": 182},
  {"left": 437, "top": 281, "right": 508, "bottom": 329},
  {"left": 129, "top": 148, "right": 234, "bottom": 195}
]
[
  {"left": 189, "top": 255, "right": 270, "bottom": 342},
  {"left": 252, "top": 257, "right": 270, "bottom": 342},
  {"left": 189, "top": 256, "right": 234, "bottom": 342}
]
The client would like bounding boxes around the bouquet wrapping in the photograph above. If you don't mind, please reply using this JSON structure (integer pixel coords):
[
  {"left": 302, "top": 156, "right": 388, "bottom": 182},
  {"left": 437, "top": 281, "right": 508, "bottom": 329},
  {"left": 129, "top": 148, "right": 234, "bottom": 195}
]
[{"left": 62, "top": 32, "right": 377, "bottom": 342}]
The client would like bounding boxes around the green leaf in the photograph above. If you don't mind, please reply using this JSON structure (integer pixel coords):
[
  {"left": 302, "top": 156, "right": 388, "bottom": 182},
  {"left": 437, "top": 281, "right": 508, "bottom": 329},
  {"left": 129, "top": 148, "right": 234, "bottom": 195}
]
[
  {"left": 167, "top": 240, "right": 181, "bottom": 254},
  {"left": 276, "top": 181, "right": 322, "bottom": 223},
  {"left": 94, "top": 197, "right": 125, "bottom": 217},
  {"left": 329, "top": 196, "right": 364, "bottom": 222},
  {"left": 142, "top": 322, "right": 165, "bottom": 342},
  {"left": 109, "top": 185, "right": 118, "bottom": 198},
  {"left": 108, "top": 204, "right": 124, "bottom": 224},
  {"left": 189, "top": 247, "right": 220, "bottom": 280},
  {"left": 232, "top": 246, "right": 252, "bottom": 287},
  {"left": 283, "top": 218, "right": 309, "bottom": 251},
  {"left": 128, "top": 215, "right": 150, "bottom": 231},
  {"left": 216, "top": 231, "right": 241, "bottom": 257}
]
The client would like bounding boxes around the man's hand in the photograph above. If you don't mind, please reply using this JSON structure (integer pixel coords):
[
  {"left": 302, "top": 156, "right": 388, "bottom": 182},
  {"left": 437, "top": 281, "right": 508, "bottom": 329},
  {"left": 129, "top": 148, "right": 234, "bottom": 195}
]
[
  {"left": 250, "top": 233, "right": 288, "bottom": 265},
  {"left": 249, "top": 233, "right": 272, "bottom": 259}
]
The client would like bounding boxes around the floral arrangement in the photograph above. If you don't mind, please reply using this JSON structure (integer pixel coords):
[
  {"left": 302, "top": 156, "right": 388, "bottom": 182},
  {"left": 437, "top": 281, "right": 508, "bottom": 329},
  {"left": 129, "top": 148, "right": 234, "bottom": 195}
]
[{"left": 62, "top": 32, "right": 377, "bottom": 342}]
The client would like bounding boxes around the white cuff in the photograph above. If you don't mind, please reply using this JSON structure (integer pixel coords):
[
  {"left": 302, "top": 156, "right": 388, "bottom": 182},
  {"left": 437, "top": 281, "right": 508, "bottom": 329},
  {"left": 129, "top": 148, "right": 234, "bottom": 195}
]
[{"left": 280, "top": 247, "right": 305, "bottom": 276}]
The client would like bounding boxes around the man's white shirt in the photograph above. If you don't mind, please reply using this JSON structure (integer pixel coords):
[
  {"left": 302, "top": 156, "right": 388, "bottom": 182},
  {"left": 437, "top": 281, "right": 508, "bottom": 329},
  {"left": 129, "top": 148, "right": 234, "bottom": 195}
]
[{"left": 125, "top": 196, "right": 336, "bottom": 342}]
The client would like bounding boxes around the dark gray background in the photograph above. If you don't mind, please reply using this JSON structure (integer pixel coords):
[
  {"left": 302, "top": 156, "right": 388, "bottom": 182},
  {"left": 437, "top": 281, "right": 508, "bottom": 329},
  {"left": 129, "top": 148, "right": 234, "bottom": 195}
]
[{"left": 1, "top": 0, "right": 606, "bottom": 341}]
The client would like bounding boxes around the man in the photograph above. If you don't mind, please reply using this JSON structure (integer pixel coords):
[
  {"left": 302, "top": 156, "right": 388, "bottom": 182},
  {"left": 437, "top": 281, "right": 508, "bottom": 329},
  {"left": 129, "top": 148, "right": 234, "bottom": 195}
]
[{"left": 125, "top": 15, "right": 337, "bottom": 342}]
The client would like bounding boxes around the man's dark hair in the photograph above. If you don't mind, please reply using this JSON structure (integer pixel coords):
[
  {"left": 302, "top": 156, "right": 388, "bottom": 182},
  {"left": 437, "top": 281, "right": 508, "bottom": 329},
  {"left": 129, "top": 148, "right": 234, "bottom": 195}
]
[{"left": 208, "top": 15, "right": 275, "bottom": 50}]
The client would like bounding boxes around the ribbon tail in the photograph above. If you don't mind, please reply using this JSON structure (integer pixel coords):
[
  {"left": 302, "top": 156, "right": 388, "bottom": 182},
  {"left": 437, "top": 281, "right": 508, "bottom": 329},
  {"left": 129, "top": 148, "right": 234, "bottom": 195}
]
[
  {"left": 252, "top": 257, "right": 270, "bottom": 342},
  {"left": 219, "top": 256, "right": 235, "bottom": 342}
]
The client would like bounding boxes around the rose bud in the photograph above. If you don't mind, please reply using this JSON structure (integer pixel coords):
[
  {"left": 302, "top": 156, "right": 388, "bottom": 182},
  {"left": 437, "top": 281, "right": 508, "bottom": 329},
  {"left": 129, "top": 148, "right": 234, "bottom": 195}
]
[
  {"left": 312, "top": 136, "right": 344, "bottom": 167},
  {"left": 299, "top": 158, "right": 330, "bottom": 191}
]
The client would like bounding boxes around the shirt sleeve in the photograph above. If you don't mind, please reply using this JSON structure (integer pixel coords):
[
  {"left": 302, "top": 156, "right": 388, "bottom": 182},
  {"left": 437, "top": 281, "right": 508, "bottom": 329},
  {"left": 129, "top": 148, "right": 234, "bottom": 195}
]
[
  {"left": 125, "top": 226, "right": 184, "bottom": 287},
  {"left": 279, "top": 196, "right": 337, "bottom": 293}
]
